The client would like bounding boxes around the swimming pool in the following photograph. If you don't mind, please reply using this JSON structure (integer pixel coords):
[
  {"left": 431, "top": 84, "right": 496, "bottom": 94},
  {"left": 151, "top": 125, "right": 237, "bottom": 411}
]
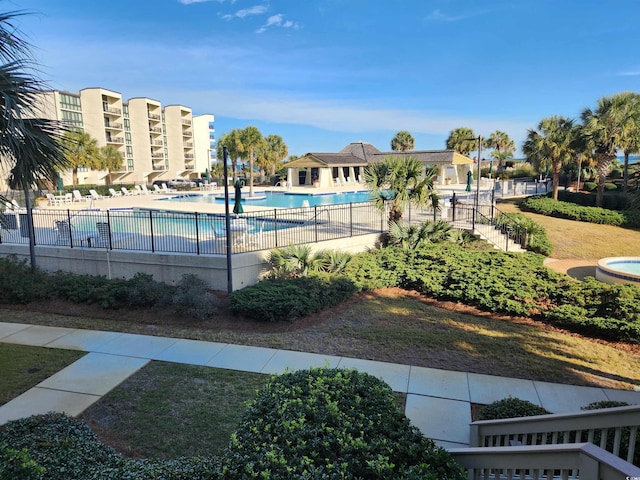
[
  {"left": 161, "top": 190, "right": 373, "bottom": 208},
  {"left": 596, "top": 257, "right": 640, "bottom": 286}
]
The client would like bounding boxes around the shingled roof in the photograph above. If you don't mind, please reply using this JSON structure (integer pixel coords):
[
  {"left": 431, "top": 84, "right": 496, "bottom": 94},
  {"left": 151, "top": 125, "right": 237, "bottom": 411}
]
[{"left": 285, "top": 143, "right": 472, "bottom": 168}]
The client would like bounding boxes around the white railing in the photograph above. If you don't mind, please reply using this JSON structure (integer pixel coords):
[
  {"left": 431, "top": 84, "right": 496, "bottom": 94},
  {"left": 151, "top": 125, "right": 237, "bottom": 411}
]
[
  {"left": 469, "top": 405, "right": 640, "bottom": 465},
  {"left": 450, "top": 442, "right": 640, "bottom": 480},
  {"left": 448, "top": 405, "right": 640, "bottom": 478}
]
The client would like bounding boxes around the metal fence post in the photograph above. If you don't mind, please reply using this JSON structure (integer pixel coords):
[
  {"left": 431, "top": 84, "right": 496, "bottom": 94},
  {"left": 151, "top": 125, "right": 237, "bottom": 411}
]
[
  {"left": 195, "top": 212, "right": 200, "bottom": 255},
  {"left": 149, "top": 210, "right": 155, "bottom": 253}
]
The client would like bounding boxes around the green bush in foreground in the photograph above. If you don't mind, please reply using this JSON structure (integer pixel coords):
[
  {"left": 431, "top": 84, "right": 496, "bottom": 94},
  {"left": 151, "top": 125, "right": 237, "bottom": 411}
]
[
  {"left": 229, "top": 274, "right": 358, "bottom": 322},
  {"left": 219, "top": 367, "right": 465, "bottom": 479},
  {"left": 0, "top": 446, "right": 44, "bottom": 480},
  {"left": 495, "top": 212, "right": 553, "bottom": 256}
]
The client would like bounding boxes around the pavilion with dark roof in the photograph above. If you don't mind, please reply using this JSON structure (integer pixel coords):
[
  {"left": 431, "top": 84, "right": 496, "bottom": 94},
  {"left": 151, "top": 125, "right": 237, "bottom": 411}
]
[{"left": 284, "top": 142, "right": 474, "bottom": 188}]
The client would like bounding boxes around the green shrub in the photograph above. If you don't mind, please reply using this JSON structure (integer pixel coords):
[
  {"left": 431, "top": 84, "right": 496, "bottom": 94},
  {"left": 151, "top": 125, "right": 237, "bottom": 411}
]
[
  {"left": 478, "top": 397, "right": 550, "bottom": 420},
  {"left": 520, "top": 195, "right": 640, "bottom": 227},
  {"left": 495, "top": 212, "right": 553, "bottom": 256},
  {"left": 0, "top": 446, "right": 44, "bottom": 480},
  {"left": 219, "top": 367, "right": 465, "bottom": 479},
  {"left": 0, "top": 256, "right": 50, "bottom": 304},
  {"left": 604, "top": 182, "right": 618, "bottom": 191},
  {"left": 168, "top": 274, "right": 217, "bottom": 320},
  {"left": 229, "top": 274, "right": 357, "bottom": 322},
  {"left": 0, "top": 413, "right": 218, "bottom": 480},
  {"left": 584, "top": 181, "right": 597, "bottom": 191}
]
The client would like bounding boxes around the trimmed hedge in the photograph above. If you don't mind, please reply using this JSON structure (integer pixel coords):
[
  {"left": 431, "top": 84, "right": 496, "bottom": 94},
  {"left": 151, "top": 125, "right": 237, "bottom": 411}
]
[
  {"left": 0, "top": 256, "right": 216, "bottom": 319},
  {"left": 229, "top": 274, "right": 358, "bottom": 322},
  {"left": 520, "top": 195, "right": 640, "bottom": 228},
  {"left": 343, "top": 244, "right": 640, "bottom": 343},
  {"left": 219, "top": 367, "right": 465, "bottom": 479}
]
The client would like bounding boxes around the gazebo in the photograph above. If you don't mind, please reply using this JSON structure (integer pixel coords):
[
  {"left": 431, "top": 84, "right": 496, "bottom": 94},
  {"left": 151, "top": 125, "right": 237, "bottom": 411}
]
[{"left": 284, "top": 142, "right": 474, "bottom": 188}]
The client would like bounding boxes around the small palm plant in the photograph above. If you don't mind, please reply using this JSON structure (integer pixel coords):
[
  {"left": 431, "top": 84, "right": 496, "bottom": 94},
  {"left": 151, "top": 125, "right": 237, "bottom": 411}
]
[{"left": 266, "top": 246, "right": 352, "bottom": 279}]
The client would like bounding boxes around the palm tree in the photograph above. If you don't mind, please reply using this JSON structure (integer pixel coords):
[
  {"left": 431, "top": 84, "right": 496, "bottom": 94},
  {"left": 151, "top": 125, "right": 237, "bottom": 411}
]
[
  {"left": 445, "top": 127, "right": 477, "bottom": 156},
  {"left": 0, "top": 10, "right": 70, "bottom": 270},
  {"left": 217, "top": 129, "right": 243, "bottom": 182},
  {"left": 484, "top": 130, "right": 515, "bottom": 171},
  {"left": 257, "top": 134, "right": 288, "bottom": 177},
  {"left": 522, "top": 116, "right": 575, "bottom": 201},
  {"left": 60, "top": 130, "right": 101, "bottom": 185},
  {"left": 99, "top": 145, "right": 124, "bottom": 183},
  {"left": 364, "top": 156, "right": 439, "bottom": 224},
  {"left": 239, "top": 126, "right": 265, "bottom": 197},
  {"left": 390, "top": 130, "right": 415, "bottom": 151},
  {"left": 581, "top": 93, "right": 634, "bottom": 207},
  {"left": 614, "top": 92, "right": 640, "bottom": 192}
]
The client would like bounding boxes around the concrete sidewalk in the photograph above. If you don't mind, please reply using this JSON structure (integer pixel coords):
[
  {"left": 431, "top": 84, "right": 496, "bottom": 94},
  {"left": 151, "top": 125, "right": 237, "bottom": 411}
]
[{"left": 2, "top": 321, "right": 639, "bottom": 449}]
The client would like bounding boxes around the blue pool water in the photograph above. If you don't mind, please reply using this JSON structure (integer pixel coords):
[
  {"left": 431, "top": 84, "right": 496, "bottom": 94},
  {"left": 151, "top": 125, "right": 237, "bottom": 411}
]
[
  {"left": 607, "top": 260, "right": 640, "bottom": 275},
  {"left": 162, "top": 190, "right": 373, "bottom": 208}
]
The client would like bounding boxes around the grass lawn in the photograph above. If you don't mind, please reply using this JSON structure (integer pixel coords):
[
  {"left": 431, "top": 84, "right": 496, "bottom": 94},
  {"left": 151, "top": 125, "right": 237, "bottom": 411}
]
[
  {"left": 81, "top": 362, "right": 268, "bottom": 459},
  {"left": 0, "top": 344, "right": 85, "bottom": 405}
]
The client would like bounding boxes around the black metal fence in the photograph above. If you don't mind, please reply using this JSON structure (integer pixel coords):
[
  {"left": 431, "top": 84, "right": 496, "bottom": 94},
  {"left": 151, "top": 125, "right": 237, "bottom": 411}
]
[{"left": 0, "top": 202, "right": 386, "bottom": 255}]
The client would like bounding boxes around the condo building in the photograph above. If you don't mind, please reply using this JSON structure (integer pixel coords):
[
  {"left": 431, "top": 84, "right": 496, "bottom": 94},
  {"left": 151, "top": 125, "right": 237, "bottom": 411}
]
[{"left": 35, "top": 87, "right": 215, "bottom": 186}]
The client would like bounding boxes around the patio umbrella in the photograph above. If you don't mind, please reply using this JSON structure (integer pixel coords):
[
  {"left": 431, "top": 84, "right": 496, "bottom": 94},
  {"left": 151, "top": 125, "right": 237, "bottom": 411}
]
[
  {"left": 205, "top": 168, "right": 210, "bottom": 183},
  {"left": 56, "top": 172, "right": 64, "bottom": 192},
  {"left": 233, "top": 179, "right": 244, "bottom": 214},
  {"left": 465, "top": 170, "right": 473, "bottom": 192},
  {"left": 488, "top": 160, "right": 493, "bottom": 176}
]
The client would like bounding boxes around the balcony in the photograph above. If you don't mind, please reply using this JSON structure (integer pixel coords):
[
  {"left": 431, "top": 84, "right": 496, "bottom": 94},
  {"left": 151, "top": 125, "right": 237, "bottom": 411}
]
[
  {"left": 183, "top": 131, "right": 193, "bottom": 137},
  {"left": 103, "top": 106, "right": 122, "bottom": 115},
  {"left": 181, "top": 119, "right": 192, "bottom": 126},
  {"left": 151, "top": 153, "right": 164, "bottom": 159},
  {"left": 149, "top": 127, "right": 162, "bottom": 134},
  {"left": 104, "top": 122, "right": 123, "bottom": 130},
  {"left": 148, "top": 113, "right": 161, "bottom": 121},
  {"left": 184, "top": 153, "right": 194, "bottom": 159},
  {"left": 106, "top": 137, "right": 124, "bottom": 144},
  {"left": 153, "top": 140, "right": 164, "bottom": 146},
  {"left": 184, "top": 142, "right": 193, "bottom": 148}
]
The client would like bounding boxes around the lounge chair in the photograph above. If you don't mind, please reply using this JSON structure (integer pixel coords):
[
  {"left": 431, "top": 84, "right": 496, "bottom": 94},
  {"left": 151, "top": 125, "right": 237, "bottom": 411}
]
[
  {"left": 161, "top": 183, "right": 176, "bottom": 193},
  {"left": 95, "top": 222, "right": 133, "bottom": 249},
  {"left": 64, "top": 193, "right": 73, "bottom": 204},
  {"left": 152, "top": 184, "right": 163, "bottom": 194},
  {"left": 120, "top": 187, "right": 134, "bottom": 196},
  {"left": 246, "top": 221, "right": 265, "bottom": 249},
  {"left": 73, "top": 190, "right": 90, "bottom": 202},
  {"left": 109, "top": 188, "right": 122, "bottom": 198},
  {"left": 135, "top": 185, "right": 146, "bottom": 195},
  {"left": 54, "top": 220, "right": 98, "bottom": 247},
  {"left": 140, "top": 185, "right": 152, "bottom": 195},
  {"left": 89, "top": 189, "right": 104, "bottom": 200},
  {"left": 46, "top": 193, "right": 61, "bottom": 206}
]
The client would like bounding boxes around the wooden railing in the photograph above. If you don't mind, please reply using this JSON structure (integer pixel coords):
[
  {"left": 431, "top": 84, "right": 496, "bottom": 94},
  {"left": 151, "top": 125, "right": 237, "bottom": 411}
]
[
  {"left": 450, "top": 442, "right": 640, "bottom": 480},
  {"left": 449, "top": 405, "right": 640, "bottom": 479}
]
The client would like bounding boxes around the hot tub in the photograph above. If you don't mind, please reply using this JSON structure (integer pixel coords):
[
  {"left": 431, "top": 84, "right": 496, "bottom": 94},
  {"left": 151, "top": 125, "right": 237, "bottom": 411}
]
[{"left": 596, "top": 257, "right": 640, "bottom": 286}]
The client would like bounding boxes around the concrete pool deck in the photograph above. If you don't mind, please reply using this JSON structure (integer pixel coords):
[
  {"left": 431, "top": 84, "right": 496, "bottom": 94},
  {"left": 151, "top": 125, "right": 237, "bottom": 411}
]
[{"left": 2, "top": 321, "right": 640, "bottom": 449}]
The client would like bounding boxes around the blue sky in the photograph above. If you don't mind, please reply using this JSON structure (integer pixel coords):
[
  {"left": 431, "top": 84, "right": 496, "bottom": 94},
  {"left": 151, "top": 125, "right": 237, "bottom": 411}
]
[{"left": 10, "top": 0, "right": 640, "bottom": 157}]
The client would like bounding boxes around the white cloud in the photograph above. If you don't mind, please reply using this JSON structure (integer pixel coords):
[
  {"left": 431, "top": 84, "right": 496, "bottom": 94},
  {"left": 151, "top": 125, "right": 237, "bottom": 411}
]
[
  {"left": 256, "top": 13, "right": 301, "bottom": 34},
  {"left": 426, "top": 9, "right": 467, "bottom": 22},
  {"left": 222, "top": 5, "right": 268, "bottom": 20}
]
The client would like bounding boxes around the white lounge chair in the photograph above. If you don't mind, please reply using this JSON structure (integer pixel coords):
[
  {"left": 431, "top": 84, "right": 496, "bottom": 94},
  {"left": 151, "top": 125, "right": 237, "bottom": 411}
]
[
  {"left": 89, "top": 189, "right": 104, "bottom": 200},
  {"left": 109, "top": 188, "right": 122, "bottom": 198},
  {"left": 140, "top": 185, "right": 151, "bottom": 195},
  {"left": 152, "top": 184, "right": 162, "bottom": 194},
  {"left": 120, "top": 187, "right": 133, "bottom": 196},
  {"left": 64, "top": 193, "right": 73, "bottom": 204},
  {"left": 161, "top": 183, "right": 176, "bottom": 193},
  {"left": 134, "top": 185, "right": 145, "bottom": 195},
  {"left": 73, "top": 190, "right": 90, "bottom": 202},
  {"left": 46, "top": 193, "right": 61, "bottom": 206}
]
